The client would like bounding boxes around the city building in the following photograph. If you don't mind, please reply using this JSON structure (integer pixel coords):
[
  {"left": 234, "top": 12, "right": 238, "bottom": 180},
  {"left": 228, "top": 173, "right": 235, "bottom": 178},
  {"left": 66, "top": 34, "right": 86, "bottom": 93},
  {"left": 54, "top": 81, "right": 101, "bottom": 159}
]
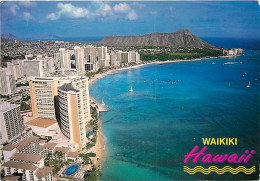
[
  {"left": 2, "top": 143, "right": 17, "bottom": 162},
  {"left": 0, "top": 102, "right": 24, "bottom": 144},
  {"left": 7, "top": 61, "right": 22, "bottom": 80},
  {"left": 0, "top": 68, "right": 17, "bottom": 95},
  {"left": 74, "top": 46, "right": 85, "bottom": 73},
  {"left": 29, "top": 77, "right": 59, "bottom": 120},
  {"left": 24, "top": 60, "right": 44, "bottom": 78},
  {"left": 96, "top": 46, "right": 110, "bottom": 68},
  {"left": 25, "top": 118, "right": 57, "bottom": 138},
  {"left": 2, "top": 160, "right": 53, "bottom": 181},
  {"left": 223, "top": 48, "right": 243, "bottom": 56},
  {"left": 10, "top": 153, "right": 44, "bottom": 168},
  {"left": 59, "top": 48, "right": 71, "bottom": 69},
  {"left": 110, "top": 52, "right": 120, "bottom": 67},
  {"left": 58, "top": 76, "right": 91, "bottom": 150},
  {"left": 58, "top": 83, "right": 87, "bottom": 150},
  {"left": 16, "top": 136, "right": 39, "bottom": 154},
  {"left": 39, "top": 143, "right": 57, "bottom": 158}
]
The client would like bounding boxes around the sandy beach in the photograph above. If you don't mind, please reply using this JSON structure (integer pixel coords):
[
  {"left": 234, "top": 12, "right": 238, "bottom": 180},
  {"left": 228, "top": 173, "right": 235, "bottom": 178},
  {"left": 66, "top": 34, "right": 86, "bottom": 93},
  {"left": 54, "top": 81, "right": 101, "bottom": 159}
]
[
  {"left": 88, "top": 55, "right": 235, "bottom": 86},
  {"left": 88, "top": 63, "right": 146, "bottom": 86},
  {"left": 92, "top": 119, "right": 105, "bottom": 167}
]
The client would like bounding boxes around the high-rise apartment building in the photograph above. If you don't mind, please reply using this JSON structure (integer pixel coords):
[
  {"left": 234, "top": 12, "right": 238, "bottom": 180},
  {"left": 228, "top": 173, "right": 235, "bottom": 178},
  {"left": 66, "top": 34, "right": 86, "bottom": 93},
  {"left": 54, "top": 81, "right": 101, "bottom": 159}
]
[
  {"left": 0, "top": 102, "right": 24, "bottom": 144},
  {"left": 74, "top": 46, "right": 85, "bottom": 73},
  {"left": 24, "top": 60, "right": 44, "bottom": 77},
  {"left": 29, "top": 77, "right": 59, "bottom": 120},
  {"left": 96, "top": 46, "right": 110, "bottom": 68},
  {"left": 0, "top": 68, "right": 17, "bottom": 95},
  {"left": 110, "top": 50, "right": 141, "bottom": 67},
  {"left": 58, "top": 76, "right": 90, "bottom": 150},
  {"left": 59, "top": 48, "right": 71, "bottom": 69}
]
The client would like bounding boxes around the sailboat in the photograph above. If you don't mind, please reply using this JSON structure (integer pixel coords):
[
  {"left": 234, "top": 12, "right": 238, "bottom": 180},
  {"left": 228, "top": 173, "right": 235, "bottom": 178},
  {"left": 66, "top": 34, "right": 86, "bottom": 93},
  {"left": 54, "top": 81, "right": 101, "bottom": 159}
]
[
  {"left": 129, "top": 84, "right": 133, "bottom": 92},
  {"left": 101, "top": 99, "right": 105, "bottom": 105},
  {"left": 246, "top": 81, "right": 251, "bottom": 88}
]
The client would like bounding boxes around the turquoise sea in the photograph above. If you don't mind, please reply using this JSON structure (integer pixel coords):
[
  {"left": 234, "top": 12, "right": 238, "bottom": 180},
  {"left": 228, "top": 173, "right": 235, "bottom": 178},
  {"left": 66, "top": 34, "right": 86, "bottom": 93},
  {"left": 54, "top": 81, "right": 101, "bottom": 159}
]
[{"left": 90, "top": 50, "right": 260, "bottom": 180}]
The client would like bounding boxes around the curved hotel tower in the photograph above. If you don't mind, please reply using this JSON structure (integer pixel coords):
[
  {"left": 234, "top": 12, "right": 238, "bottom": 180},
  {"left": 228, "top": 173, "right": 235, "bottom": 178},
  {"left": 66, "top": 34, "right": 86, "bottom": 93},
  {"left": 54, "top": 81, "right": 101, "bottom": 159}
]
[
  {"left": 58, "top": 76, "right": 90, "bottom": 150},
  {"left": 29, "top": 76, "right": 90, "bottom": 151}
]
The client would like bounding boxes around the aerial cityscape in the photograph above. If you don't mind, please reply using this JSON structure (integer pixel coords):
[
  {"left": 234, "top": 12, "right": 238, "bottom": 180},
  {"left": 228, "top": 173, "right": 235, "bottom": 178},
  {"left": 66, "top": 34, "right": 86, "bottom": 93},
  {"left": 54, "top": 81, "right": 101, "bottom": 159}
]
[{"left": 1, "top": 1, "right": 259, "bottom": 181}]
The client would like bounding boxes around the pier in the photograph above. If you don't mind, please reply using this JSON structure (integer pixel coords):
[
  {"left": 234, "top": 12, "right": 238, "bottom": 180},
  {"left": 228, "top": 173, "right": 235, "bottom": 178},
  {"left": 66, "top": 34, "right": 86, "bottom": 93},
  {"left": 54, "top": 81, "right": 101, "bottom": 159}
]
[{"left": 90, "top": 97, "right": 108, "bottom": 112}]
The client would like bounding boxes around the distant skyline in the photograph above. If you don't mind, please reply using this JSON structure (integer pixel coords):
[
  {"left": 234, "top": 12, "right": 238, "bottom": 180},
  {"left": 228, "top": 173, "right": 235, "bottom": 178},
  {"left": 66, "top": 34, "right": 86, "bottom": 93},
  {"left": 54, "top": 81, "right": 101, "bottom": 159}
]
[{"left": 1, "top": 1, "right": 260, "bottom": 39}]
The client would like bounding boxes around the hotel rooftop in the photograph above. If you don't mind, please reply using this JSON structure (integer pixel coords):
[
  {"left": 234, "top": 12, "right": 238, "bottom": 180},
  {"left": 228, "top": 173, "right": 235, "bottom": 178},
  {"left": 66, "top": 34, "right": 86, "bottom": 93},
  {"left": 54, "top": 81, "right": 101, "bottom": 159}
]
[
  {"left": 10, "top": 153, "right": 43, "bottom": 163},
  {"left": 26, "top": 118, "right": 57, "bottom": 128}
]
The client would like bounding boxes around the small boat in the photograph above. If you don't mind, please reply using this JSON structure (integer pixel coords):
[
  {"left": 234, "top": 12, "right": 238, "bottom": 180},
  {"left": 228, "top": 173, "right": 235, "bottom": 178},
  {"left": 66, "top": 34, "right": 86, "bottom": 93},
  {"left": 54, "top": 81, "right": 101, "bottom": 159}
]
[
  {"left": 246, "top": 81, "right": 251, "bottom": 88},
  {"left": 212, "top": 62, "right": 216, "bottom": 64},
  {"left": 129, "top": 84, "right": 133, "bottom": 92},
  {"left": 101, "top": 99, "right": 105, "bottom": 106}
]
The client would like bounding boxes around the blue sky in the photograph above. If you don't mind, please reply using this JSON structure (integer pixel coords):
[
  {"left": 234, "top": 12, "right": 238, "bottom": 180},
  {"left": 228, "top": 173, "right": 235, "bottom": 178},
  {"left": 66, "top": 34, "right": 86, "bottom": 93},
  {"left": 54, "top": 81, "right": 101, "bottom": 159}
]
[{"left": 1, "top": 1, "right": 260, "bottom": 39}]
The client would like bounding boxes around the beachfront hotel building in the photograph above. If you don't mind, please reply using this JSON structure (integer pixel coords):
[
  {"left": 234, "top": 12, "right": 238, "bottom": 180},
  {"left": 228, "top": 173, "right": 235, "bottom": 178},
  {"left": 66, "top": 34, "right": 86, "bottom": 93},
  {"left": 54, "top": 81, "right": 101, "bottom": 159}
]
[
  {"left": 2, "top": 161, "right": 53, "bottom": 181},
  {"left": 96, "top": 46, "right": 110, "bottom": 68},
  {"left": 29, "top": 77, "right": 59, "bottom": 120},
  {"left": 0, "top": 68, "right": 17, "bottom": 95},
  {"left": 1, "top": 143, "right": 53, "bottom": 180},
  {"left": 58, "top": 76, "right": 91, "bottom": 150},
  {"left": 110, "top": 50, "right": 141, "bottom": 67},
  {"left": 0, "top": 102, "right": 24, "bottom": 144}
]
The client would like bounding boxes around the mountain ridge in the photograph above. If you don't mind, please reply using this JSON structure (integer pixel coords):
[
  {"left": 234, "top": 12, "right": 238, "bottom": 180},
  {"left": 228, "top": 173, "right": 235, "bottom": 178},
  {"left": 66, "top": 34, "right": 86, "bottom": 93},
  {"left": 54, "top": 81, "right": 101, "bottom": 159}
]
[{"left": 97, "top": 29, "right": 214, "bottom": 48}]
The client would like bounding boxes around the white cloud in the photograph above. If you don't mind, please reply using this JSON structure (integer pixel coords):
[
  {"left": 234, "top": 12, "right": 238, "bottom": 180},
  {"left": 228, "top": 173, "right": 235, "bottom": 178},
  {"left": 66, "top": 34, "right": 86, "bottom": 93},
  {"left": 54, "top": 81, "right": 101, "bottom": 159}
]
[
  {"left": 9, "top": 4, "right": 19, "bottom": 16},
  {"left": 126, "top": 10, "right": 138, "bottom": 20},
  {"left": 46, "top": 2, "right": 139, "bottom": 21},
  {"left": 132, "top": 2, "right": 146, "bottom": 9},
  {"left": 113, "top": 3, "right": 131, "bottom": 13},
  {"left": 21, "top": 12, "right": 34, "bottom": 21},
  {"left": 46, "top": 13, "right": 58, "bottom": 21},
  {"left": 150, "top": 11, "right": 157, "bottom": 15},
  {"left": 113, "top": 3, "right": 138, "bottom": 20},
  {"left": 1, "top": 2, "right": 19, "bottom": 22},
  {"left": 19, "top": 1, "right": 37, "bottom": 7},
  {"left": 46, "top": 3, "right": 89, "bottom": 20},
  {"left": 93, "top": 2, "right": 113, "bottom": 18}
]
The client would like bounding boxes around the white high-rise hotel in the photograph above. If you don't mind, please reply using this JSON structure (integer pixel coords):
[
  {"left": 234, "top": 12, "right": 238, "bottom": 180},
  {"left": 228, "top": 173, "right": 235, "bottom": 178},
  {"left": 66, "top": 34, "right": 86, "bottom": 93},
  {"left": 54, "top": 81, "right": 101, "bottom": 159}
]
[
  {"left": 58, "top": 77, "right": 90, "bottom": 149},
  {"left": 58, "top": 76, "right": 90, "bottom": 150},
  {"left": 0, "top": 102, "right": 24, "bottom": 144}
]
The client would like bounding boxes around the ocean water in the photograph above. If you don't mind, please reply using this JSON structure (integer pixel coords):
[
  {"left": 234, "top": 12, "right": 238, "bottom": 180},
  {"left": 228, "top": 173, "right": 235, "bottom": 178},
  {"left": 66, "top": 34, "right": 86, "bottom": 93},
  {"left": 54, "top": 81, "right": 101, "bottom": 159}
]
[{"left": 90, "top": 50, "right": 260, "bottom": 180}]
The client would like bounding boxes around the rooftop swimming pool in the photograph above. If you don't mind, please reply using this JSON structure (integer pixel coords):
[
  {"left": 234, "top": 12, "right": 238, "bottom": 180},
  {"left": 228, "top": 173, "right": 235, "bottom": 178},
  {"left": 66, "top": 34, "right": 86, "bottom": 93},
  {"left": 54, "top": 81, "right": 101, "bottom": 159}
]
[{"left": 65, "top": 164, "right": 79, "bottom": 176}]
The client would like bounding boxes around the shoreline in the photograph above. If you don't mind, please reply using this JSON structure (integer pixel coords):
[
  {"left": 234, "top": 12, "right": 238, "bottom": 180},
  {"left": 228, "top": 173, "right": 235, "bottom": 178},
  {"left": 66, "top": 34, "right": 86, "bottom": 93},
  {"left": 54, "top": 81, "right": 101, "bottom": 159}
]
[
  {"left": 87, "top": 54, "right": 236, "bottom": 169},
  {"left": 92, "top": 118, "right": 106, "bottom": 167},
  {"left": 88, "top": 55, "right": 235, "bottom": 86}
]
